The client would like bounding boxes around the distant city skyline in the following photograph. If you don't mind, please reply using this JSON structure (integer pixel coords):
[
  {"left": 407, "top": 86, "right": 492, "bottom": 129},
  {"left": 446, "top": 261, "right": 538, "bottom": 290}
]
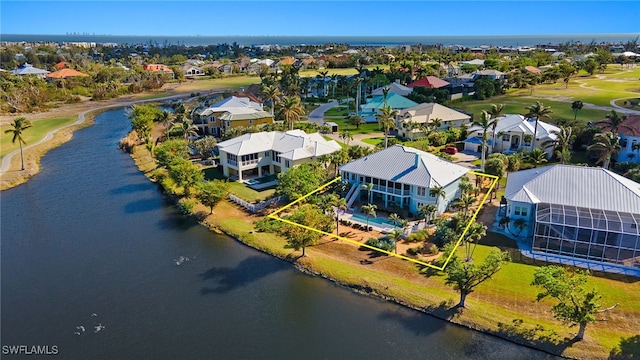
[{"left": 2, "top": 1, "right": 639, "bottom": 37}]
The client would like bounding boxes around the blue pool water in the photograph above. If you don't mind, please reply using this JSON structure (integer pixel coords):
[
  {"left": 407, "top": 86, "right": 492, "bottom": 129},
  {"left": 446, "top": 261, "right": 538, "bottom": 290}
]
[{"left": 349, "top": 213, "right": 394, "bottom": 227}]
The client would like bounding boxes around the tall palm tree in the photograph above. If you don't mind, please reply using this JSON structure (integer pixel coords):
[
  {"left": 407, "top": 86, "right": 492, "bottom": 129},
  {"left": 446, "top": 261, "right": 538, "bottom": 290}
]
[
  {"left": 571, "top": 100, "right": 584, "bottom": 121},
  {"left": 160, "top": 111, "right": 174, "bottom": 140},
  {"left": 525, "top": 101, "right": 553, "bottom": 152},
  {"left": 472, "top": 110, "right": 492, "bottom": 172},
  {"left": 5, "top": 117, "right": 32, "bottom": 170},
  {"left": 375, "top": 105, "right": 398, "bottom": 149},
  {"left": 429, "top": 186, "right": 446, "bottom": 212},
  {"left": 545, "top": 125, "right": 574, "bottom": 164},
  {"left": 488, "top": 103, "right": 504, "bottom": 154},
  {"left": 361, "top": 182, "right": 374, "bottom": 203},
  {"left": 594, "top": 110, "right": 634, "bottom": 137},
  {"left": 339, "top": 130, "right": 353, "bottom": 146},
  {"left": 458, "top": 194, "right": 477, "bottom": 219},
  {"left": 361, "top": 204, "right": 377, "bottom": 231},
  {"left": 329, "top": 196, "right": 347, "bottom": 236},
  {"left": 405, "top": 121, "right": 420, "bottom": 141},
  {"left": 261, "top": 84, "right": 281, "bottom": 117},
  {"left": 279, "top": 95, "right": 305, "bottom": 130},
  {"left": 587, "top": 132, "right": 621, "bottom": 169}
]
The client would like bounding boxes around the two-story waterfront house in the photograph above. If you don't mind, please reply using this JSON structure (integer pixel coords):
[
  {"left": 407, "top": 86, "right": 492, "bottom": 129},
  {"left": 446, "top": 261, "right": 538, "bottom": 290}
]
[
  {"left": 217, "top": 130, "right": 341, "bottom": 181},
  {"left": 339, "top": 145, "right": 469, "bottom": 215},
  {"left": 192, "top": 96, "right": 273, "bottom": 137}
]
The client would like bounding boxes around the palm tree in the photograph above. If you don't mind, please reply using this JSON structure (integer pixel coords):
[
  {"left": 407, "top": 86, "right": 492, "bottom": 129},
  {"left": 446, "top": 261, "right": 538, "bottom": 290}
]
[
  {"left": 361, "top": 182, "right": 374, "bottom": 203},
  {"left": 261, "top": 84, "right": 281, "bottom": 117},
  {"left": 488, "top": 103, "right": 504, "bottom": 154},
  {"left": 172, "top": 121, "right": 199, "bottom": 141},
  {"left": 571, "top": 100, "right": 584, "bottom": 121},
  {"left": 279, "top": 95, "right": 305, "bottom": 130},
  {"left": 361, "top": 204, "right": 377, "bottom": 231},
  {"left": 330, "top": 197, "right": 347, "bottom": 236},
  {"left": 458, "top": 179, "right": 474, "bottom": 196},
  {"left": 405, "top": 121, "right": 420, "bottom": 141},
  {"left": 339, "top": 130, "right": 353, "bottom": 146},
  {"left": 587, "top": 132, "right": 621, "bottom": 169},
  {"left": 418, "top": 203, "right": 437, "bottom": 224},
  {"left": 547, "top": 126, "right": 574, "bottom": 164},
  {"left": 472, "top": 110, "right": 492, "bottom": 172},
  {"left": 389, "top": 213, "right": 401, "bottom": 229},
  {"left": 375, "top": 105, "right": 398, "bottom": 149},
  {"left": 464, "top": 222, "right": 487, "bottom": 262},
  {"left": 458, "top": 194, "right": 477, "bottom": 218},
  {"left": 391, "top": 228, "right": 402, "bottom": 254},
  {"left": 525, "top": 101, "right": 553, "bottom": 152},
  {"left": 160, "top": 111, "right": 174, "bottom": 140},
  {"left": 5, "top": 117, "right": 32, "bottom": 170},
  {"left": 594, "top": 110, "right": 634, "bottom": 137},
  {"left": 429, "top": 186, "right": 446, "bottom": 211},
  {"left": 524, "top": 148, "right": 549, "bottom": 168}
]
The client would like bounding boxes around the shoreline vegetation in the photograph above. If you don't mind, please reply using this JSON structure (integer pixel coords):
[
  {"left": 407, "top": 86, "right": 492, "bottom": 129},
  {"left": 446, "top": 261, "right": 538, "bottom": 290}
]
[{"left": 128, "top": 138, "right": 637, "bottom": 359}]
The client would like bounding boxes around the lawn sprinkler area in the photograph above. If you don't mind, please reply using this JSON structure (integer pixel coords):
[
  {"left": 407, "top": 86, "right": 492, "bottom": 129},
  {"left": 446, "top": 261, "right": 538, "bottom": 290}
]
[{"left": 268, "top": 172, "right": 499, "bottom": 270}]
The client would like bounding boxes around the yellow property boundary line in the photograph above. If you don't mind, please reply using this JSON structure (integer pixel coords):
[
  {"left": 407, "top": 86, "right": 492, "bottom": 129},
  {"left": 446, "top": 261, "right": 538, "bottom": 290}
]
[{"left": 267, "top": 171, "right": 499, "bottom": 270}]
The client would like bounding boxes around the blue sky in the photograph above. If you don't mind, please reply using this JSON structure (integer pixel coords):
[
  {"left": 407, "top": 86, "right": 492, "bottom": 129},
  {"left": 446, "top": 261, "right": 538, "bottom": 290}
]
[{"left": 2, "top": 1, "right": 639, "bottom": 36}]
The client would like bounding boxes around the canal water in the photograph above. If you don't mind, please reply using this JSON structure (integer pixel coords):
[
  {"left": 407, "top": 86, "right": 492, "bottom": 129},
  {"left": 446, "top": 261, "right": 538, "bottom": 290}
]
[{"left": 1, "top": 109, "right": 557, "bottom": 359}]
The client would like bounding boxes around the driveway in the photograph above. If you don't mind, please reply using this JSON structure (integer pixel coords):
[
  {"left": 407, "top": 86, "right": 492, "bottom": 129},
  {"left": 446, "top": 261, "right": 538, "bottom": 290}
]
[
  {"left": 452, "top": 150, "right": 480, "bottom": 169},
  {"left": 307, "top": 100, "right": 339, "bottom": 125}
]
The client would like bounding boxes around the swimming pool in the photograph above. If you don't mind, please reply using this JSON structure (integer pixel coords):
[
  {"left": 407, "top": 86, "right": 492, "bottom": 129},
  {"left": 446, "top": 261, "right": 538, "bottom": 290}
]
[{"left": 348, "top": 213, "right": 394, "bottom": 227}]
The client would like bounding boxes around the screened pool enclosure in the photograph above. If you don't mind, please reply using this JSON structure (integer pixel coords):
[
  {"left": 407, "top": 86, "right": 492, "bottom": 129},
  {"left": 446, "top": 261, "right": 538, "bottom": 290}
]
[{"left": 533, "top": 203, "right": 640, "bottom": 267}]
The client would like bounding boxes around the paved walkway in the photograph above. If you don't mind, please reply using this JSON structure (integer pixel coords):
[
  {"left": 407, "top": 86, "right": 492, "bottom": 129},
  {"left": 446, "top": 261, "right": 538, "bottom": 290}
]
[
  {"left": 0, "top": 92, "right": 213, "bottom": 175},
  {"left": 323, "top": 132, "right": 380, "bottom": 149}
]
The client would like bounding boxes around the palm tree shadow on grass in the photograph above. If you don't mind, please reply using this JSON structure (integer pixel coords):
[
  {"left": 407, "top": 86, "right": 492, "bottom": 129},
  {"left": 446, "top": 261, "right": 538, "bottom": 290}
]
[{"left": 199, "top": 256, "right": 287, "bottom": 295}]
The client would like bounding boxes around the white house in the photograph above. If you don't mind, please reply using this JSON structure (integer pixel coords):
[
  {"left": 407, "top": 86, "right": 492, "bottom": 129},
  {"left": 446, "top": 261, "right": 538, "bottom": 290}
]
[
  {"left": 371, "top": 82, "right": 412, "bottom": 97},
  {"left": 396, "top": 103, "right": 471, "bottom": 139},
  {"left": 181, "top": 64, "right": 205, "bottom": 77},
  {"left": 217, "top": 130, "right": 341, "bottom": 181},
  {"left": 339, "top": 145, "right": 469, "bottom": 215},
  {"left": 504, "top": 165, "right": 640, "bottom": 268},
  {"left": 465, "top": 114, "right": 560, "bottom": 156},
  {"left": 192, "top": 96, "right": 272, "bottom": 136}
]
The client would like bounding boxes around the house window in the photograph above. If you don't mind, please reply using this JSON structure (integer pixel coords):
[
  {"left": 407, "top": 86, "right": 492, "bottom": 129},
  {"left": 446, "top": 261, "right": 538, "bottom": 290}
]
[
  {"left": 227, "top": 154, "right": 238, "bottom": 166},
  {"left": 514, "top": 206, "right": 528, "bottom": 217},
  {"left": 285, "top": 160, "right": 291, "bottom": 168},
  {"left": 225, "top": 121, "right": 230, "bottom": 128},
  {"left": 621, "top": 138, "right": 628, "bottom": 148},
  {"left": 502, "top": 134, "right": 510, "bottom": 141},
  {"left": 417, "top": 186, "right": 426, "bottom": 197},
  {"left": 272, "top": 151, "right": 281, "bottom": 163},
  {"left": 350, "top": 173, "right": 356, "bottom": 181},
  {"left": 249, "top": 120, "right": 254, "bottom": 125},
  {"left": 265, "top": 151, "right": 270, "bottom": 157}
]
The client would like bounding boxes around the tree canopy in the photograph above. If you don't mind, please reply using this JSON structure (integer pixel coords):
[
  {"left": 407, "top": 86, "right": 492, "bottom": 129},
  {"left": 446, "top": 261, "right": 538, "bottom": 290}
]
[{"left": 276, "top": 162, "right": 328, "bottom": 200}]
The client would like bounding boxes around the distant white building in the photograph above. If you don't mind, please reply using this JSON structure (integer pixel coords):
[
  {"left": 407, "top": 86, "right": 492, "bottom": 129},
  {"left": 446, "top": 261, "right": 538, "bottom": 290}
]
[
  {"left": 465, "top": 114, "right": 560, "bottom": 156},
  {"left": 504, "top": 165, "right": 640, "bottom": 269},
  {"left": 217, "top": 130, "right": 341, "bottom": 181}
]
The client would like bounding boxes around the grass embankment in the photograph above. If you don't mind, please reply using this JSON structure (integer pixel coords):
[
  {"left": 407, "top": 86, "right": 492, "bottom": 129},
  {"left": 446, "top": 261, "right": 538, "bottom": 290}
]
[
  {"left": 203, "top": 166, "right": 275, "bottom": 202},
  {"left": 129, "top": 144, "right": 639, "bottom": 360}
]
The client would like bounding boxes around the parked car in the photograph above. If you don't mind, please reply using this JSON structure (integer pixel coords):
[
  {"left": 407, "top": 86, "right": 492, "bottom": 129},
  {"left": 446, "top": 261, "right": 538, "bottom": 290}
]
[{"left": 440, "top": 146, "right": 458, "bottom": 154}]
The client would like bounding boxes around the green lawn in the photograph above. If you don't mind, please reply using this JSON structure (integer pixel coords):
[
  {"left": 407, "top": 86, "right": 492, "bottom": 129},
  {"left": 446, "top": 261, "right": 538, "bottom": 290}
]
[
  {"left": 361, "top": 137, "right": 384, "bottom": 146},
  {"left": 453, "top": 97, "right": 610, "bottom": 125},
  {"left": 300, "top": 65, "right": 390, "bottom": 78},
  {"left": 203, "top": 166, "right": 275, "bottom": 202},
  {"left": 0, "top": 117, "right": 77, "bottom": 158},
  {"left": 324, "top": 106, "right": 351, "bottom": 117},
  {"left": 327, "top": 117, "right": 381, "bottom": 135}
]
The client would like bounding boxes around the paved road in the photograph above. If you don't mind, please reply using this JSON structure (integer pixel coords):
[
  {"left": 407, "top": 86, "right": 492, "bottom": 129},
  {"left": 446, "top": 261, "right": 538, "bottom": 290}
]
[
  {"left": 0, "top": 92, "right": 216, "bottom": 175},
  {"left": 307, "top": 100, "right": 339, "bottom": 125}
]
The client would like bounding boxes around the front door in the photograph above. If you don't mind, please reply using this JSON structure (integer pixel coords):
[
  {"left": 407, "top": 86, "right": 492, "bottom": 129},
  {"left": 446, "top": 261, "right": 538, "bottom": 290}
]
[{"left": 511, "top": 135, "right": 520, "bottom": 150}]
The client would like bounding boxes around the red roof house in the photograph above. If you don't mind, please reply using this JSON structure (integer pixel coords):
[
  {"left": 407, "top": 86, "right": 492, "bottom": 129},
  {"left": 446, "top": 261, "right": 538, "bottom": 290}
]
[{"left": 407, "top": 76, "right": 450, "bottom": 89}]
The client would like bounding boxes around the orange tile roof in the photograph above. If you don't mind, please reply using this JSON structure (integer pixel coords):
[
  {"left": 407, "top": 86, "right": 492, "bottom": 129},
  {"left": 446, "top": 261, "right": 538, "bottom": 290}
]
[
  {"left": 278, "top": 57, "right": 296, "bottom": 66},
  {"left": 55, "top": 61, "right": 68, "bottom": 70},
  {"left": 46, "top": 68, "right": 89, "bottom": 79},
  {"left": 524, "top": 65, "right": 542, "bottom": 74},
  {"left": 143, "top": 64, "right": 174, "bottom": 73}
]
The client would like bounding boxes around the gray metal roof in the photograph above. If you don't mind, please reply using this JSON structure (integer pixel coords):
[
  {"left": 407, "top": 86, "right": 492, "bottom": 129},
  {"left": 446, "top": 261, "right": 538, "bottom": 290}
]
[
  {"left": 505, "top": 165, "right": 640, "bottom": 214},
  {"left": 339, "top": 145, "right": 468, "bottom": 188}
]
